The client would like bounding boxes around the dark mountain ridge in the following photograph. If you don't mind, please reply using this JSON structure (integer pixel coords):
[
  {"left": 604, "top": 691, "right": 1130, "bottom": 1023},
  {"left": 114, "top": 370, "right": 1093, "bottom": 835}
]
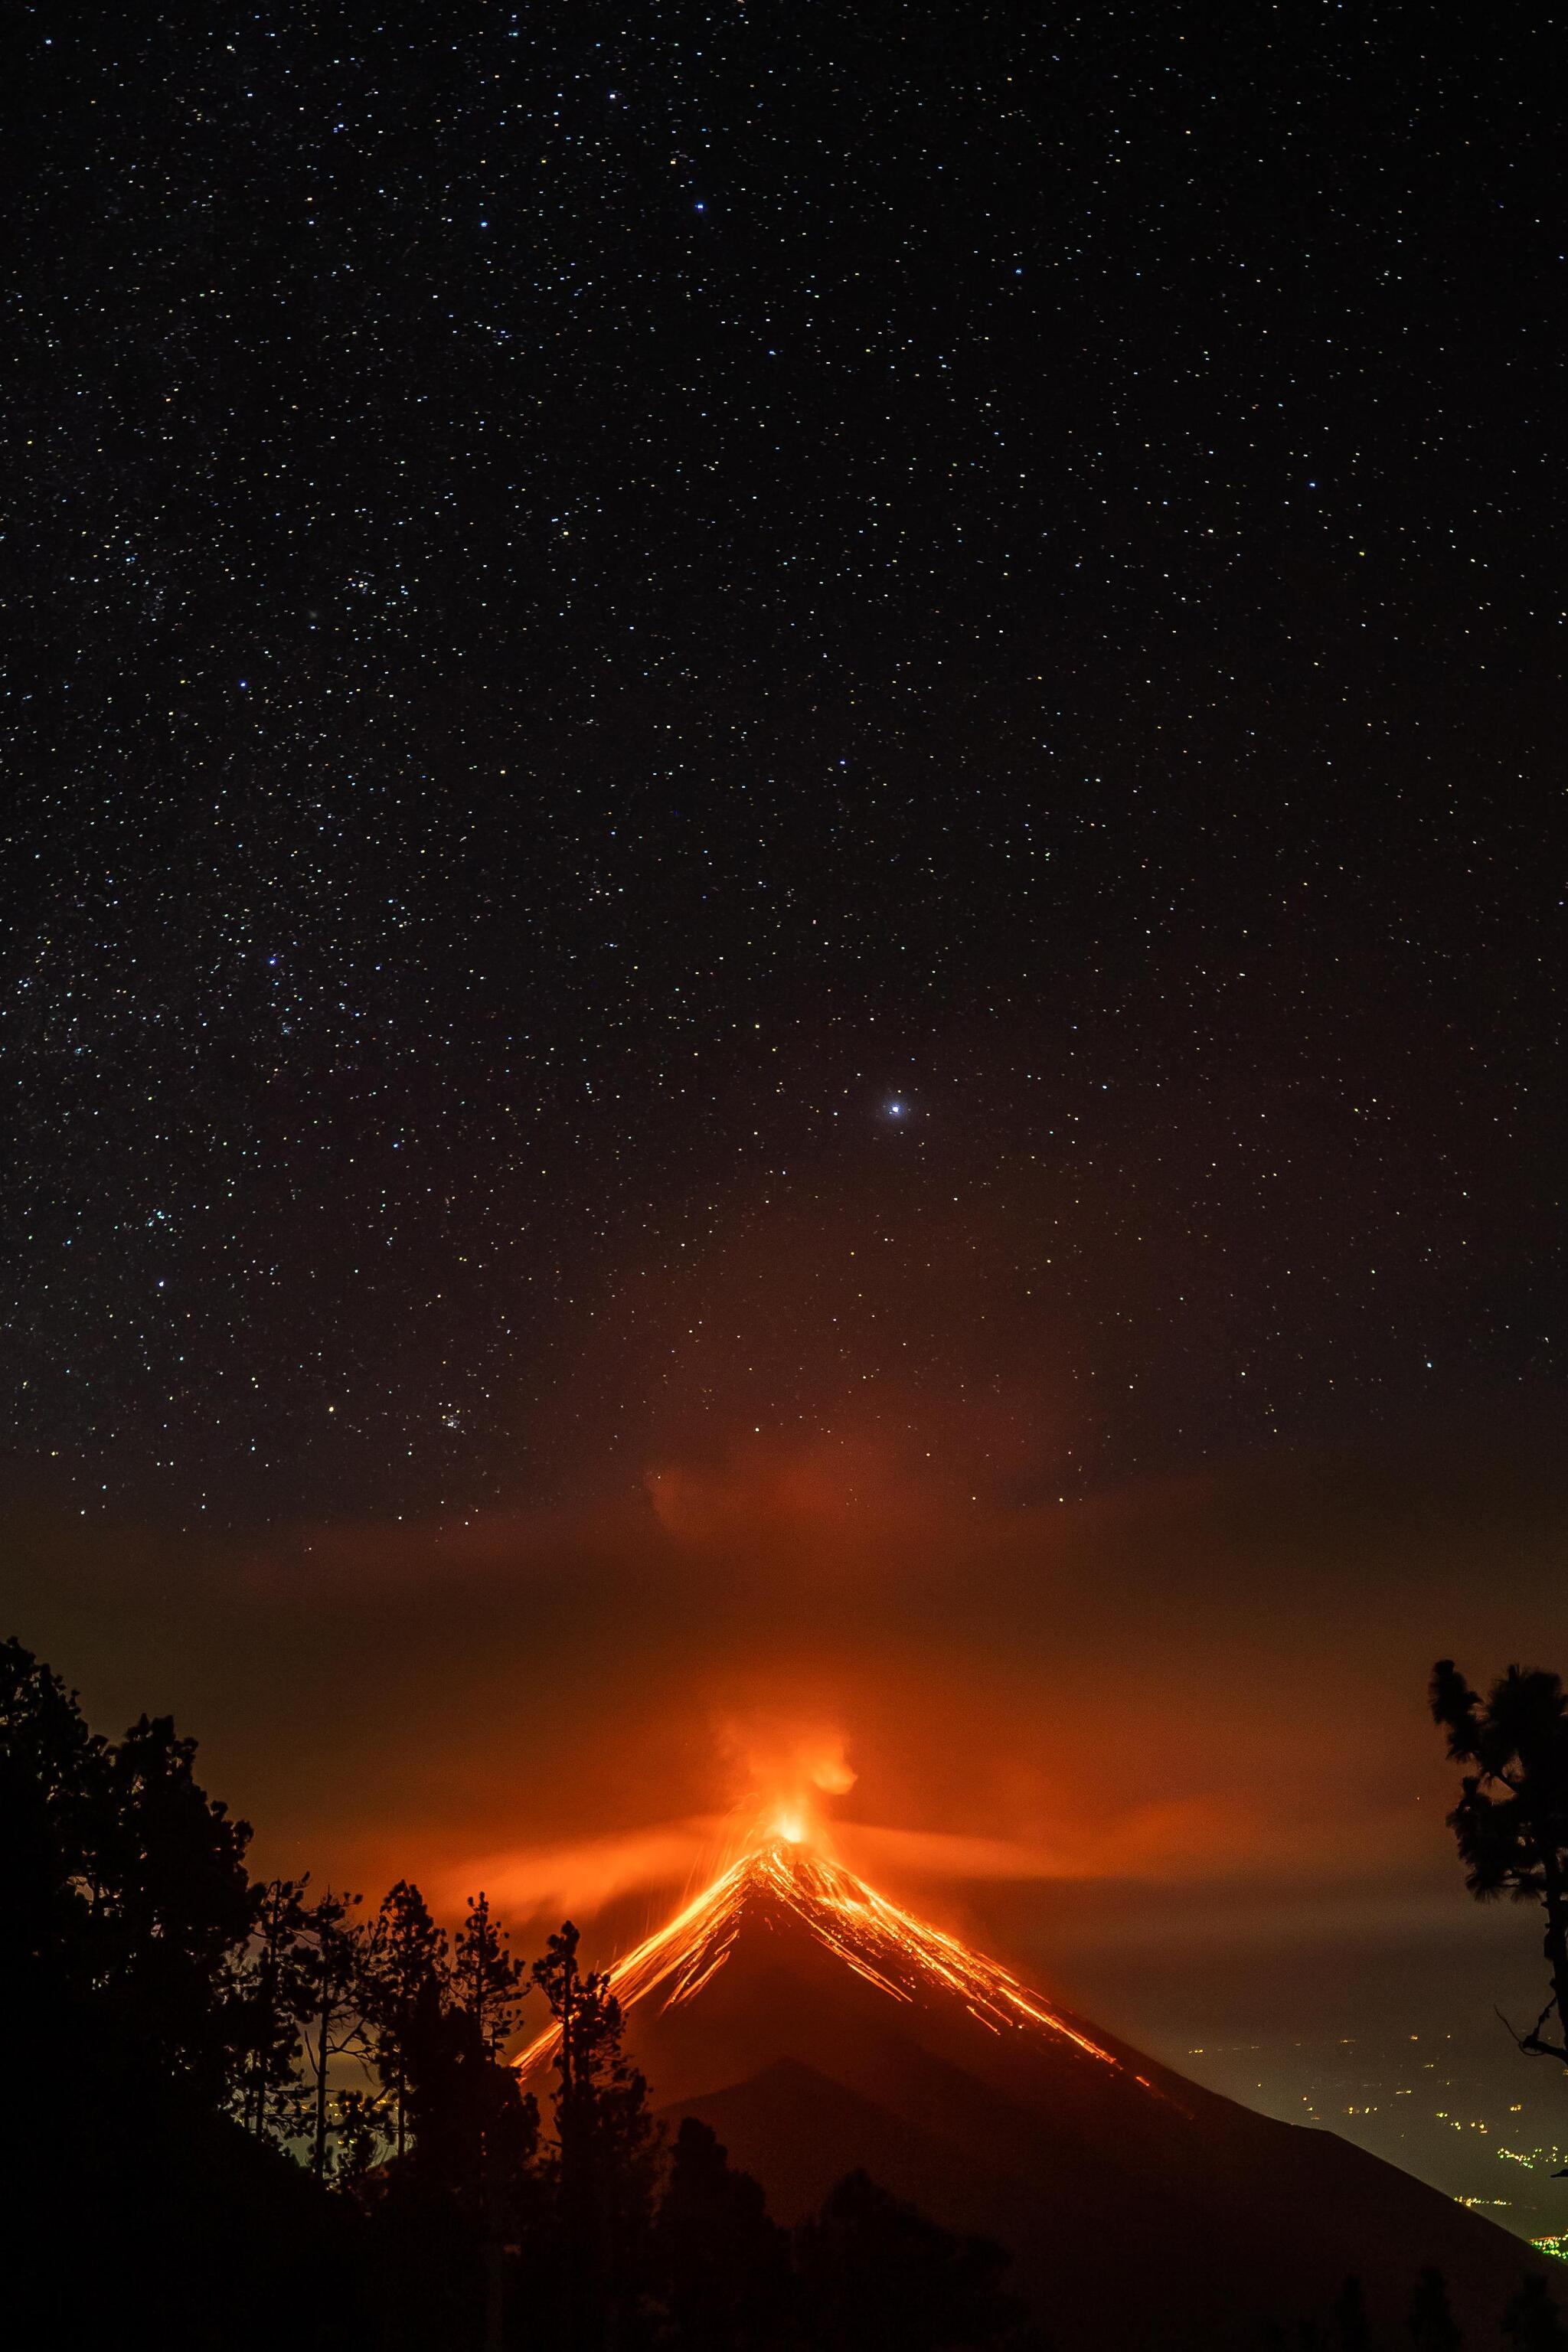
[{"left": 520, "top": 1836, "right": 1550, "bottom": 2346}]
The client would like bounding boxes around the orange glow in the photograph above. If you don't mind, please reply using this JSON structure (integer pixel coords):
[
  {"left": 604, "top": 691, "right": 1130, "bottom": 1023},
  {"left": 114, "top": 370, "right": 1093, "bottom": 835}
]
[
  {"left": 513, "top": 1815, "right": 1126, "bottom": 2084},
  {"left": 710, "top": 1714, "right": 861, "bottom": 1864},
  {"left": 222, "top": 1429, "right": 1480, "bottom": 1939}
]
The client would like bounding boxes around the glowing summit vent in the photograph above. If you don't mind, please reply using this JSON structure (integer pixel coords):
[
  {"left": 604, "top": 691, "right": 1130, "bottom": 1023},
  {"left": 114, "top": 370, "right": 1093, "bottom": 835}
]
[{"left": 514, "top": 1831, "right": 1122, "bottom": 2081}]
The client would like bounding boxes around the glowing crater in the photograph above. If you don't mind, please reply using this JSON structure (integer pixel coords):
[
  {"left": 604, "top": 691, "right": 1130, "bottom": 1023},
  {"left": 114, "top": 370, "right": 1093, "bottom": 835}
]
[{"left": 513, "top": 1829, "right": 1123, "bottom": 2081}]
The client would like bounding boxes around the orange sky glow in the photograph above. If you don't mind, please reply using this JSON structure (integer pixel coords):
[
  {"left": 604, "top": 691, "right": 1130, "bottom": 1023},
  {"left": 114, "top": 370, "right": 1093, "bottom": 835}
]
[{"left": 6, "top": 1406, "right": 1563, "bottom": 2039}]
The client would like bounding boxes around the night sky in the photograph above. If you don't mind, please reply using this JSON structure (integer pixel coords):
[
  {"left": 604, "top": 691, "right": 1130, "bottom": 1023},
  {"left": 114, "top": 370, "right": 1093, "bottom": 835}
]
[{"left": 5, "top": 2, "right": 1566, "bottom": 2233}]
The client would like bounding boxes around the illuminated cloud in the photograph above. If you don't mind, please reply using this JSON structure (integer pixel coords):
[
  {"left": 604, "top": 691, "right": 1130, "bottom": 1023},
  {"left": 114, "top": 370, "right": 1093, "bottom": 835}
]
[{"left": 5, "top": 1408, "right": 1564, "bottom": 2030}]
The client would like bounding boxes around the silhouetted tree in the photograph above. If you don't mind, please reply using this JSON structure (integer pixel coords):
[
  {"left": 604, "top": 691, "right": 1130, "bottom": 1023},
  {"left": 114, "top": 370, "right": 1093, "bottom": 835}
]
[
  {"left": 451, "top": 1888, "right": 534, "bottom": 2349},
  {"left": 453, "top": 1887, "right": 525, "bottom": 2056},
  {"left": 371, "top": 1996, "right": 541, "bottom": 2352},
  {"left": 653, "top": 2116, "right": 792, "bottom": 2350},
  {"left": 1430, "top": 1661, "right": 1568, "bottom": 2066},
  {"left": 534, "top": 1919, "right": 660, "bottom": 2350},
  {"left": 298, "top": 1886, "right": 371, "bottom": 2178},
  {"left": 100, "top": 1710, "right": 258, "bottom": 2089},
  {"left": 232, "top": 1875, "right": 312, "bottom": 2142},
  {"left": 1, "top": 1644, "right": 259, "bottom": 2099},
  {"left": 359, "top": 1889, "right": 540, "bottom": 2352},
  {"left": 401, "top": 1968, "right": 540, "bottom": 2197},
  {"left": 1409, "top": 2268, "right": 1462, "bottom": 2352},
  {"left": 795, "top": 2167, "right": 1024, "bottom": 2352},
  {"left": 368, "top": 1878, "right": 448, "bottom": 2158},
  {"left": 336, "top": 2086, "right": 390, "bottom": 2186},
  {"left": 4, "top": 1638, "right": 366, "bottom": 2350},
  {"left": 1335, "top": 2276, "right": 1370, "bottom": 2352},
  {"left": 0, "top": 1636, "right": 106, "bottom": 1996},
  {"left": 1505, "top": 2276, "right": 1568, "bottom": 2352}
]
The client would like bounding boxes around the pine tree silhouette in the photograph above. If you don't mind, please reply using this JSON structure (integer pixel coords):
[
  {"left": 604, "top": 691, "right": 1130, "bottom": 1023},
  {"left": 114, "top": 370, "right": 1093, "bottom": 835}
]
[
  {"left": 653, "top": 2115, "right": 791, "bottom": 2350},
  {"left": 453, "top": 1887, "right": 524, "bottom": 2056},
  {"left": 232, "top": 1875, "right": 312, "bottom": 2143},
  {"left": 298, "top": 1886, "right": 371, "bottom": 2179},
  {"left": 367, "top": 1877, "right": 448, "bottom": 2159},
  {"left": 1409, "top": 2268, "right": 1463, "bottom": 2352},
  {"left": 3, "top": 1638, "right": 364, "bottom": 2347},
  {"left": 1335, "top": 2276, "right": 1370, "bottom": 2352},
  {"left": 1430, "top": 1661, "right": 1568, "bottom": 2067},
  {"left": 795, "top": 2167, "right": 1024, "bottom": 2352},
  {"left": 1504, "top": 2275, "right": 1568, "bottom": 2352},
  {"left": 0, "top": 1636, "right": 107, "bottom": 1996},
  {"left": 534, "top": 1919, "right": 659, "bottom": 2350},
  {"left": 98, "top": 1711, "right": 257, "bottom": 2088}
]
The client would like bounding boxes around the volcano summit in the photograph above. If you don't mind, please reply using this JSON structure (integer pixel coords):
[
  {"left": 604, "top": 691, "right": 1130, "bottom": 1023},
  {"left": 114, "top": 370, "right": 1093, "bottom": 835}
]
[{"left": 519, "top": 1833, "right": 1547, "bottom": 2347}]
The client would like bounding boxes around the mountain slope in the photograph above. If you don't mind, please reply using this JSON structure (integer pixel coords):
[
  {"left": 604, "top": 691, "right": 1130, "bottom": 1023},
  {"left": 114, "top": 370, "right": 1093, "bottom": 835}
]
[{"left": 519, "top": 1834, "right": 1550, "bottom": 2346}]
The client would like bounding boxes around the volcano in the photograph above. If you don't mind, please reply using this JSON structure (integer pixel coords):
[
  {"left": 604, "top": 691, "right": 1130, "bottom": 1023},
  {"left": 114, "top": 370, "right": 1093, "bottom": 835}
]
[{"left": 518, "top": 1834, "right": 1549, "bottom": 2347}]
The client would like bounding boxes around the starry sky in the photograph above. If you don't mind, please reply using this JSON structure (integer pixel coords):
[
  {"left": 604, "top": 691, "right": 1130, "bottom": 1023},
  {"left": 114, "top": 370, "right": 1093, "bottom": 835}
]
[{"left": 5, "top": 0, "right": 1566, "bottom": 2224}]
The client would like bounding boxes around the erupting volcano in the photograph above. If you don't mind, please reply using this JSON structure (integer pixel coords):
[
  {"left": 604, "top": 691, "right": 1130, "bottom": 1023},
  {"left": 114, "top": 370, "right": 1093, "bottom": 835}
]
[
  {"left": 518, "top": 1821, "right": 1550, "bottom": 2349},
  {"left": 518, "top": 1830, "right": 1125, "bottom": 2081}
]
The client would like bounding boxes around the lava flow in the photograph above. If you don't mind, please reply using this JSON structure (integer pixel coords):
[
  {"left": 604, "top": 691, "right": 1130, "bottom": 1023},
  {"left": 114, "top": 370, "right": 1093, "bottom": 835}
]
[{"left": 513, "top": 1822, "right": 1122, "bottom": 2080}]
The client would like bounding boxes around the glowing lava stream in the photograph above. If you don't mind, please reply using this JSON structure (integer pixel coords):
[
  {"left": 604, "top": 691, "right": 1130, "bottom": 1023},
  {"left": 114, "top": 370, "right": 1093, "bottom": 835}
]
[{"left": 512, "top": 1828, "right": 1122, "bottom": 2081}]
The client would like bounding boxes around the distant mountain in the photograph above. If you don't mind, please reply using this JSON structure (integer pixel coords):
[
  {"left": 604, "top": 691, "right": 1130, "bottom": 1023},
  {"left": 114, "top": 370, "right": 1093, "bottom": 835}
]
[{"left": 518, "top": 1835, "right": 1551, "bottom": 2347}]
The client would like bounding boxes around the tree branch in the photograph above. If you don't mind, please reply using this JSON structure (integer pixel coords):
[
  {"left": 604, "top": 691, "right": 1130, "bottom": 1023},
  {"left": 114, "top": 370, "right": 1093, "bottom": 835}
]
[{"left": 1494, "top": 2004, "right": 1568, "bottom": 2065}]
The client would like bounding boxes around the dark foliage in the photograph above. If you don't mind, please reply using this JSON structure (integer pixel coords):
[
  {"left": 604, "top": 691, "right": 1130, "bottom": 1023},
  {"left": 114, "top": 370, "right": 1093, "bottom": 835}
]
[
  {"left": 298, "top": 1883, "right": 372, "bottom": 2175},
  {"left": 0, "top": 1635, "right": 106, "bottom": 1982},
  {"left": 795, "top": 2166, "right": 1026, "bottom": 2352},
  {"left": 366, "top": 1876, "right": 448, "bottom": 2158},
  {"left": 534, "top": 1917, "right": 662, "bottom": 2347},
  {"left": 1334, "top": 2275, "right": 1370, "bottom": 2352},
  {"left": 1, "top": 1636, "right": 361, "bottom": 2347},
  {"left": 652, "top": 2116, "right": 793, "bottom": 2349},
  {"left": 1506, "top": 2276, "right": 1568, "bottom": 2352},
  {"left": 231, "top": 1873, "right": 312, "bottom": 2141},
  {"left": 8, "top": 1633, "right": 1565, "bottom": 2352},
  {"left": 0, "top": 1637, "right": 256, "bottom": 2081},
  {"left": 1430, "top": 1661, "right": 1568, "bottom": 2067},
  {"left": 1410, "top": 2268, "right": 1464, "bottom": 2352}
]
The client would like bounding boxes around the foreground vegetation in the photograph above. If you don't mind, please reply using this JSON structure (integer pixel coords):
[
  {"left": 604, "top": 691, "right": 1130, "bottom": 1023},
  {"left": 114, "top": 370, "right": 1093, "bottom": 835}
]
[
  {"left": 5, "top": 1634, "right": 1565, "bottom": 2350},
  {"left": 2, "top": 1635, "right": 1037, "bottom": 2349}
]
